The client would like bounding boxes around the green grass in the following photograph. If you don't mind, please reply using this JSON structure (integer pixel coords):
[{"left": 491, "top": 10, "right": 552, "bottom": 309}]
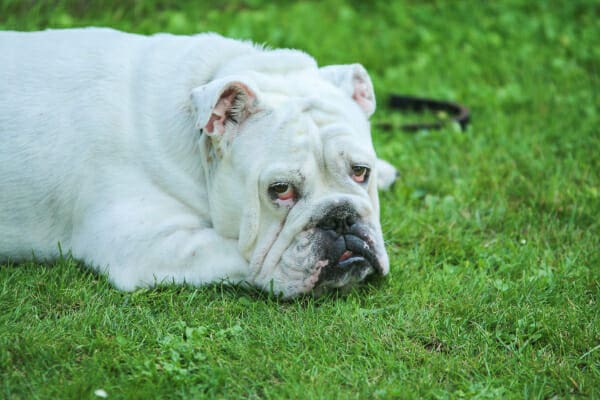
[{"left": 1, "top": 0, "right": 599, "bottom": 398}]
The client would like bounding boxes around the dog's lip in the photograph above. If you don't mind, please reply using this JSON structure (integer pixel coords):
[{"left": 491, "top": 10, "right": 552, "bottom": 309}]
[
  {"left": 314, "top": 254, "right": 375, "bottom": 293},
  {"left": 315, "top": 233, "right": 383, "bottom": 289},
  {"left": 320, "top": 233, "right": 383, "bottom": 275},
  {"left": 337, "top": 255, "right": 368, "bottom": 269},
  {"left": 342, "top": 234, "right": 383, "bottom": 274},
  {"left": 338, "top": 250, "right": 353, "bottom": 262}
]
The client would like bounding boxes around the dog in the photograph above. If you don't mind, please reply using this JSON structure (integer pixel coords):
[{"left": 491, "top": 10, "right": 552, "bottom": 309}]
[{"left": 0, "top": 28, "right": 397, "bottom": 298}]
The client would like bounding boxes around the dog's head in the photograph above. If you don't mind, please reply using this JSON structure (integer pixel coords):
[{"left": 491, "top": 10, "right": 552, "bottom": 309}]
[{"left": 191, "top": 53, "right": 388, "bottom": 298}]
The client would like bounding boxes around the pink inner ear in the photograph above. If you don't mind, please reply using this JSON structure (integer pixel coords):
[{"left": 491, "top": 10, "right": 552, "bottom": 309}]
[
  {"left": 204, "top": 88, "right": 237, "bottom": 136},
  {"left": 352, "top": 78, "right": 375, "bottom": 116}
]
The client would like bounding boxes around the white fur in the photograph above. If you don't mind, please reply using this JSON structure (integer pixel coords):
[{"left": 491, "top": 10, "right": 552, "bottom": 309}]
[{"left": 0, "top": 28, "right": 393, "bottom": 296}]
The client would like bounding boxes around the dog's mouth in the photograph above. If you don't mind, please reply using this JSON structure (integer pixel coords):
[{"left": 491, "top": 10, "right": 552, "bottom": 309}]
[{"left": 314, "top": 233, "right": 382, "bottom": 291}]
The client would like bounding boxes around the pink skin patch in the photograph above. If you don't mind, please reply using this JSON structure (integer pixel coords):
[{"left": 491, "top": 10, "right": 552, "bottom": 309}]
[
  {"left": 351, "top": 166, "right": 368, "bottom": 183},
  {"left": 274, "top": 185, "right": 296, "bottom": 207},
  {"left": 302, "top": 259, "right": 329, "bottom": 291},
  {"left": 277, "top": 186, "right": 294, "bottom": 201},
  {"left": 352, "top": 82, "right": 370, "bottom": 103},
  {"left": 205, "top": 90, "right": 235, "bottom": 135},
  {"left": 352, "top": 80, "right": 375, "bottom": 115},
  {"left": 339, "top": 250, "right": 352, "bottom": 262},
  {"left": 352, "top": 174, "right": 365, "bottom": 183}
]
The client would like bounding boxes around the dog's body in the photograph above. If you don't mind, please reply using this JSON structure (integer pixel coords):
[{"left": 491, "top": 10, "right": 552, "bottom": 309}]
[{"left": 0, "top": 28, "right": 394, "bottom": 297}]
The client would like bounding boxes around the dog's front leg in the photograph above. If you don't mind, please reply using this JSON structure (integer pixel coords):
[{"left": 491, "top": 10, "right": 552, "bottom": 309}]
[{"left": 70, "top": 198, "right": 250, "bottom": 290}]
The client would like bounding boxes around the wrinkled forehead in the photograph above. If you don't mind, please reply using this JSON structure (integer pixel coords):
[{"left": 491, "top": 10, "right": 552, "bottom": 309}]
[
  {"left": 233, "top": 100, "right": 321, "bottom": 167},
  {"left": 265, "top": 99, "right": 372, "bottom": 156},
  {"left": 264, "top": 71, "right": 372, "bottom": 140},
  {"left": 256, "top": 69, "right": 370, "bottom": 128},
  {"left": 229, "top": 101, "right": 316, "bottom": 171},
  {"left": 233, "top": 70, "right": 375, "bottom": 165}
]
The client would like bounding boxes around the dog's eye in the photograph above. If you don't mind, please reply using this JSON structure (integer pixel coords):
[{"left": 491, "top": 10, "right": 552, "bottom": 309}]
[
  {"left": 269, "top": 182, "right": 296, "bottom": 204},
  {"left": 351, "top": 165, "right": 370, "bottom": 184}
]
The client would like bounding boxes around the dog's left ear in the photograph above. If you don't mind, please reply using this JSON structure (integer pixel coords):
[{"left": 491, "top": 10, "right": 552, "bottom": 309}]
[
  {"left": 191, "top": 76, "right": 259, "bottom": 136},
  {"left": 319, "top": 63, "right": 376, "bottom": 118}
]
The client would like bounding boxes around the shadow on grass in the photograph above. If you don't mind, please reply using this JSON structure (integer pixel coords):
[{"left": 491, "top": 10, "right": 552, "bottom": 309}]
[{"left": 2, "top": 251, "right": 391, "bottom": 309}]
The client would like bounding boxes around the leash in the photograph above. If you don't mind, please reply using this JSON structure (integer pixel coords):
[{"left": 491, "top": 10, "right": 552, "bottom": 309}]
[{"left": 377, "top": 94, "right": 470, "bottom": 132}]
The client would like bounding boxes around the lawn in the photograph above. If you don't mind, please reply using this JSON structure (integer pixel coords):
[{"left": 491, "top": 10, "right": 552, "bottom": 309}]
[{"left": 1, "top": 0, "right": 599, "bottom": 398}]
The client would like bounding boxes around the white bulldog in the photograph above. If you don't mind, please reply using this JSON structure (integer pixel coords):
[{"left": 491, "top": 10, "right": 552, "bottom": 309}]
[{"left": 0, "top": 28, "right": 396, "bottom": 298}]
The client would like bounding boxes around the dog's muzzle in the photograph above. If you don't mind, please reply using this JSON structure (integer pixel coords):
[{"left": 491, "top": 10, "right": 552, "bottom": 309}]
[{"left": 314, "top": 206, "right": 383, "bottom": 291}]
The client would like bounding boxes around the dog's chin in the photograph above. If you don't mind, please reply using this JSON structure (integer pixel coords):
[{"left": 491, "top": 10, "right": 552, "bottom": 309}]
[
  {"left": 310, "top": 241, "right": 382, "bottom": 297},
  {"left": 307, "top": 220, "right": 384, "bottom": 296},
  {"left": 311, "top": 258, "right": 375, "bottom": 297},
  {"left": 270, "top": 238, "right": 382, "bottom": 299}
]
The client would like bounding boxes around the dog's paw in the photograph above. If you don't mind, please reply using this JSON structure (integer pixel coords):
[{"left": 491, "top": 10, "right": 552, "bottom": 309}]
[{"left": 376, "top": 159, "right": 399, "bottom": 191}]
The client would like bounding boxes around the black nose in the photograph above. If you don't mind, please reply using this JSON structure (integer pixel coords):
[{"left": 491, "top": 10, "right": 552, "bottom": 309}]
[{"left": 316, "top": 206, "right": 359, "bottom": 234}]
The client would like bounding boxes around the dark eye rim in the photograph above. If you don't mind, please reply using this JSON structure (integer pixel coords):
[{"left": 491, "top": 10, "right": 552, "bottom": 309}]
[
  {"left": 267, "top": 181, "right": 298, "bottom": 202},
  {"left": 351, "top": 164, "right": 371, "bottom": 182},
  {"left": 269, "top": 182, "right": 290, "bottom": 194}
]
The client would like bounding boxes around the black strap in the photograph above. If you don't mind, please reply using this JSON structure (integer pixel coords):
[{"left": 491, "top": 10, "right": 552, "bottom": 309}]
[{"left": 377, "top": 94, "right": 470, "bottom": 132}]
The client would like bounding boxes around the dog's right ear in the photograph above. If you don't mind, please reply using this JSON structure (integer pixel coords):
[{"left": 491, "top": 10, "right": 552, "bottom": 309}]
[
  {"left": 191, "top": 77, "right": 260, "bottom": 137},
  {"left": 319, "top": 63, "right": 376, "bottom": 118}
]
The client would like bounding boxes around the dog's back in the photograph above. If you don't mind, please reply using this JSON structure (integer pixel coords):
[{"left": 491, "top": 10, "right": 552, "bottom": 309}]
[
  {"left": 0, "top": 28, "right": 196, "bottom": 259},
  {"left": 0, "top": 29, "right": 122, "bottom": 258}
]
